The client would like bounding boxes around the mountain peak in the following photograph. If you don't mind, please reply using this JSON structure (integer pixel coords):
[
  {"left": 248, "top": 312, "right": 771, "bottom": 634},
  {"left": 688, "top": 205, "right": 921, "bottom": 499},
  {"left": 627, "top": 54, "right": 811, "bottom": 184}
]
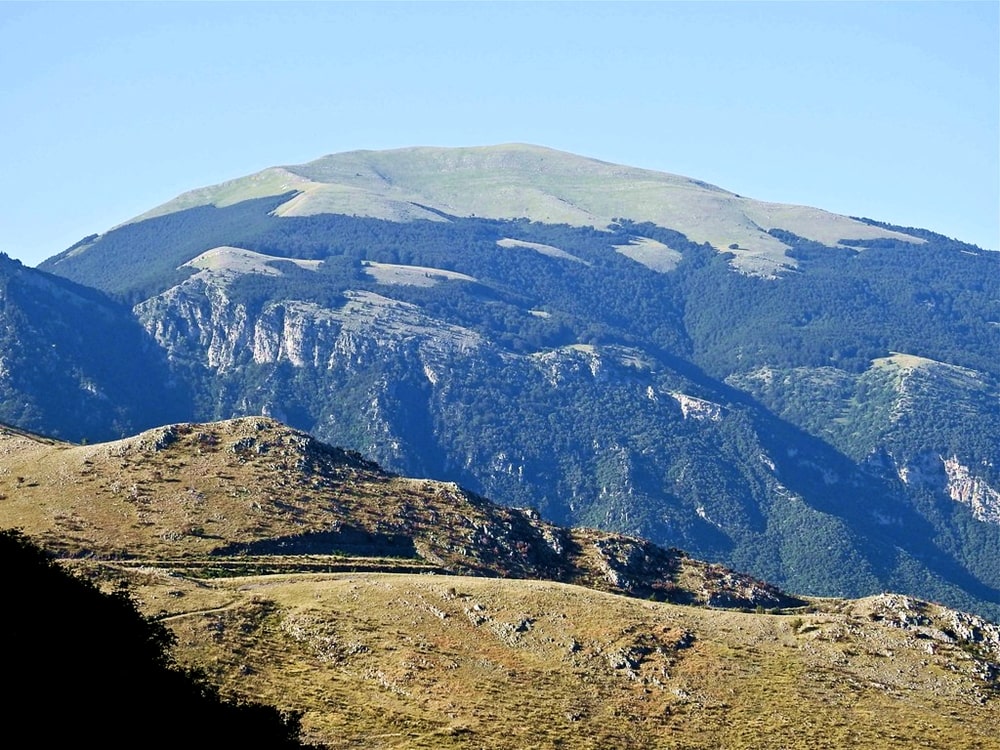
[{"left": 125, "top": 144, "right": 922, "bottom": 275}]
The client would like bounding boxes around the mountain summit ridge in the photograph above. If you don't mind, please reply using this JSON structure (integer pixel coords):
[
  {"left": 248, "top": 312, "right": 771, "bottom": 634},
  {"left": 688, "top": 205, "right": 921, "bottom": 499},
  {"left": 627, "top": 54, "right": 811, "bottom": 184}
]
[{"left": 121, "top": 143, "right": 923, "bottom": 276}]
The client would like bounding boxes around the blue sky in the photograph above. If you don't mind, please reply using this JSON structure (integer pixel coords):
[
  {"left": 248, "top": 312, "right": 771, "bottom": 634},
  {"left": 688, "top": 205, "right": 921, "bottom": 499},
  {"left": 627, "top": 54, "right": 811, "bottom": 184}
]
[{"left": 1, "top": 1, "right": 997, "bottom": 267}]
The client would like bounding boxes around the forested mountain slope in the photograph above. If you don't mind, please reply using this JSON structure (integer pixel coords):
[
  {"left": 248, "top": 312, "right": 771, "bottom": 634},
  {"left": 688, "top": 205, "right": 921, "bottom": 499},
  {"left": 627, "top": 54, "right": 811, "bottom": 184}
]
[{"left": 0, "top": 254, "right": 189, "bottom": 440}]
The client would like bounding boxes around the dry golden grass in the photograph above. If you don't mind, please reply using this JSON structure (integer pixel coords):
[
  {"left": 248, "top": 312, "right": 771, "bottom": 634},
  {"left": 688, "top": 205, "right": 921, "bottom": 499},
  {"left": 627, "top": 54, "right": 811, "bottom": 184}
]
[
  {"left": 98, "top": 570, "right": 996, "bottom": 750},
  {"left": 0, "top": 418, "right": 794, "bottom": 607},
  {"left": 3, "top": 418, "right": 997, "bottom": 749}
]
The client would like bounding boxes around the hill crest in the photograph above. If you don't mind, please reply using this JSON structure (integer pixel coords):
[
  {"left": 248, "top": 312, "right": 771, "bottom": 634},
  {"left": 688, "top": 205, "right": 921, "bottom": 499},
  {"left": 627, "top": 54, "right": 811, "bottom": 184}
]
[{"left": 0, "top": 416, "right": 800, "bottom": 610}]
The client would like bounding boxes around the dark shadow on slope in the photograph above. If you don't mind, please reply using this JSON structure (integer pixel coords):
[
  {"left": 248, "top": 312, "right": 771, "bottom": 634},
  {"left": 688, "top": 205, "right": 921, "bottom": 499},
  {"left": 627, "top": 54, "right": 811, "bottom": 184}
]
[
  {"left": 0, "top": 257, "right": 195, "bottom": 442},
  {"left": 40, "top": 192, "right": 299, "bottom": 301},
  {"left": 211, "top": 526, "right": 419, "bottom": 559},
  {"left": 752, "top": 399, "right": 1000, "bottom": 618}
]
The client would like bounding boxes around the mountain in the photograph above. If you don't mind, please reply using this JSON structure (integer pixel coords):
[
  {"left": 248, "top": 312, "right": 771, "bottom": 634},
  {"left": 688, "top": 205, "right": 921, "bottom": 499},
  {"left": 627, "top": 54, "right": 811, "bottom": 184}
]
[
  {"left": 46, "top": 143, "right": 924, "bottom": 282},
  {"left": 27, "top": 144, "right": 1000, "bottom": 619},
  {"left": 0, "top": 253, "right": 190, "bottom": 441},
  {"left": 0, "top": 418, "right": 996, "bottom": 749}
]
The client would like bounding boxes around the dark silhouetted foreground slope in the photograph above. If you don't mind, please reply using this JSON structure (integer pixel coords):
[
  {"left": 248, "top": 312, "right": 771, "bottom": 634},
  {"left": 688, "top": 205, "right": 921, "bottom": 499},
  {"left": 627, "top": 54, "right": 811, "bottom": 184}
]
[{"left": 2, "top": 528, "right": 322, "bottom": 748}]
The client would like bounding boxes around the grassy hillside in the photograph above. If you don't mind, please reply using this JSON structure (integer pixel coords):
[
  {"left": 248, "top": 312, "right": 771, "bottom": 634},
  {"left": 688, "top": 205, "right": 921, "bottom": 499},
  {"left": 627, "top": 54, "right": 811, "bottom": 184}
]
[
  {"left": 2, "top": 417, "right": 996, "bottom": 748},
  {"left": 0, "top": 417, "right": 798, "bottom": 608},
  {"left": 98, "top": 569, "right": 999, "bottom": 749}
]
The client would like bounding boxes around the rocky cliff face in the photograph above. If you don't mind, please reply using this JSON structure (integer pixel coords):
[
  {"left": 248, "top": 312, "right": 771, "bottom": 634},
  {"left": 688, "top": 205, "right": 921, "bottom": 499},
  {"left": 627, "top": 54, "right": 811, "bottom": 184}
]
[
  {"left": 135, "top": 260, "right": 493, "bottom": 473},
  {"left": 893, "top": 453, "right": 1000, "bottom": 526},
  {"left": 138, "top": 271, "right": 485, "bottom": 375},
  {"left": 942, "top": 457, "right": 1000, "bottom": 525}
]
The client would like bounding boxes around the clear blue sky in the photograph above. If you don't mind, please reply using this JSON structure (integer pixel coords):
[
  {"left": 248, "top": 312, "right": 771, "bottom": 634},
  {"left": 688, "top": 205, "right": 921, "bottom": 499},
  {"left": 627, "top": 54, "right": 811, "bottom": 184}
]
[{"left": 1, "top": 1, "right": 997, "bottom": 267}]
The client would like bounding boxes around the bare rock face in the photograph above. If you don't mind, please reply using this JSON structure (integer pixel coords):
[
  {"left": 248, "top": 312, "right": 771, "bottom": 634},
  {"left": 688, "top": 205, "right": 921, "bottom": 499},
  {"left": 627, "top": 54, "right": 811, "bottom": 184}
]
[
  {"left": 588, "top": 534, "right": 802, "bottom": 610},
  {"left": 893, "top": 451, "right": 1000, "bottom": 526},
  {"left": 137, "top": 273, "right": 485, "bottom": 375},
  {"left": 942, "top": 457, "right": 1000, "bottom": 525},
  {"left": 856, "top": 593, "right": 1000, "bottom": 701},
  {"left": 864, "top": 593, "right": 1000, "bottom": 657}
]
